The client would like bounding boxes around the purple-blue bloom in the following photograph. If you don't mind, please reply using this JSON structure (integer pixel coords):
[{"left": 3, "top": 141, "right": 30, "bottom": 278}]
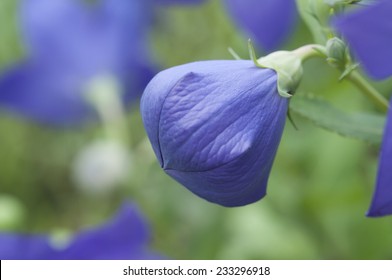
[
  {"left": 0, "top": 0, "right": 154, "bottom": 125},
  {"left": 224, "top": 0, "right": 297, "bottom": 52},
  {"left": 367, "top": 100, "right": 392, "bottom": 217},
  {"left": 0, "top": 202, "right": 158, "bottom": 260},
  {"left": 333, "top": 0, "right": 392, "bottom": 80},
  {"left": 333, "top": 0, "right": 392, "bottom": 216},
  {"left": 141, "top": 60, "right": 288, "bottom": 207}
]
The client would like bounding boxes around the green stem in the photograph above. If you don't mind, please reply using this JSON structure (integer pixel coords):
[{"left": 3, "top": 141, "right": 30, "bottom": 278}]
[
  {"left": 85, "top": 76, "right": 130, "bottom": 142},
  {"left": 346, "top": 71, "right": 389, "bottom": 112},
  {"left": 291, "top": 44, "right": 389, "bottom": 112},
  {"left": 292, "top": 44, "right": 326, "bottom": 62}
]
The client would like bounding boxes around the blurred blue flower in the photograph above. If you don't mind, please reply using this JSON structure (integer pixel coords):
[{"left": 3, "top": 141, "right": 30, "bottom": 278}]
[
  {"left": 333, "top": 1, "right": 392, "bottom": 217},
  {"left": 0, "top": 0, "right": 154, "bottom": 125},
  {"left": 224, "top": 0, "right": 298, "bottom": 52},
  {"left": 367, "top": 100, "right": 392, "bottom": 217},
  {"left": 141, "top": 60, "right": 288, "bottom": 207},
  {"left": 0, "top": 0, "right": 204, "bottom": 125},
  {"left": 333, "top": 0, "right": 392, "bottom": 80},
  {"left": 0, "top": 202, "right": 159, "bottom": 259}
]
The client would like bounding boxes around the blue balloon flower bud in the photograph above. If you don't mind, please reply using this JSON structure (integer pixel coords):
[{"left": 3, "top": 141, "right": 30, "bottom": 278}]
[{"left": 141, "top": 60, "right": 288, "bottom": 206}]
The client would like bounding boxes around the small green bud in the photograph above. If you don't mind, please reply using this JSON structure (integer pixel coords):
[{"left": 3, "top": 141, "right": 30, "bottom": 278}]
[{"left": 326, "top": 37, "right": 348, "bottom": 69}]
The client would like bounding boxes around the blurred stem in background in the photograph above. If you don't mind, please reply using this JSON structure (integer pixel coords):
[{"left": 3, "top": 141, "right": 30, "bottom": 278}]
[
  {"left": 84, "top": 75, "right": 130, "bottom": 143},
  {"left": 72, "top": 75, "right": 134, "bottom": 196}
]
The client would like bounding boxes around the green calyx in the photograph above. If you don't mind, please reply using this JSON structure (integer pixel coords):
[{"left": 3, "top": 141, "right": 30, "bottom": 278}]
[
  {"left": 248, "top": 40, "right": 303, "bottom": 98},
  {"left": 257, "top": 51, "right": 303, "bottom": 98}
]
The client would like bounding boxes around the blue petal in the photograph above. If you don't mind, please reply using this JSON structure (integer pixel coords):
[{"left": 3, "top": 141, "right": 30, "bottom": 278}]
[
  {"left": 141, "top": 60, "right": 288, "bottom": 206},
  {"left": 333, "top": 0, "right": 392, "bottom": 80},
  {"left": 21, "top": 0, "right": 151, "bottom": 69},
  {"left": 0, "top": 0, "right": 155, "bottom": 125},
  {"left": 367, "top": 100, "right": 392, "bottom": 217},
  {"left": 223, "top": 0, "right": 298, "bottom": 52},
  {"left": 0, "top": 235, "right": 55, "bottom": 260},
  {"left": 0, "top": 61, "right": 95, "bottom": 124},
  {"left": 0, "top": 203, "right": 158, "bottom": 260}
]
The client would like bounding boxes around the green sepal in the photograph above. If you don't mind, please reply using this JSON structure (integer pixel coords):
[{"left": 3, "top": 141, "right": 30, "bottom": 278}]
[
  {"left": 287, "top": 108, "right": 299, "bottom": 130},
  {"left": 339, "top": 63, "right": 359, "bottom": 81},
  {"left": 228, "top": 47, "right": 242, "bottom": 60}
]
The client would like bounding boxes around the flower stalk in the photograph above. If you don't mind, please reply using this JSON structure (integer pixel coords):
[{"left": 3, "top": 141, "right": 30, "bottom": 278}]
[
  {"left": 292, "top": 44, "right": 326, "bottom": 62},
  {"left": 346, "top": 71, "right": 389, "bottom": 112},
  {"left": 290, "top": 43, "right": 389, "bottom": 112}
]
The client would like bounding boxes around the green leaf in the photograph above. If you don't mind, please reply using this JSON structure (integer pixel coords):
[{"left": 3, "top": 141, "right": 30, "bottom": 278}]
[{"left": 289, "top": 95, "right": 386, "bottom": 144}]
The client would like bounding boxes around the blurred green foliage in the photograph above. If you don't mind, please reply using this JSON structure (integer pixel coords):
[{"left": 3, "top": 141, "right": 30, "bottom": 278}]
[{"left": 0, "top": 0, "right": 392, "bottom": 260}]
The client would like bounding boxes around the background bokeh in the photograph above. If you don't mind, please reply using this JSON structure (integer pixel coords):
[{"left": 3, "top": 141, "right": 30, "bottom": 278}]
[{"left": 1, "top": 0, "right": 392, "bottom": 259}]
